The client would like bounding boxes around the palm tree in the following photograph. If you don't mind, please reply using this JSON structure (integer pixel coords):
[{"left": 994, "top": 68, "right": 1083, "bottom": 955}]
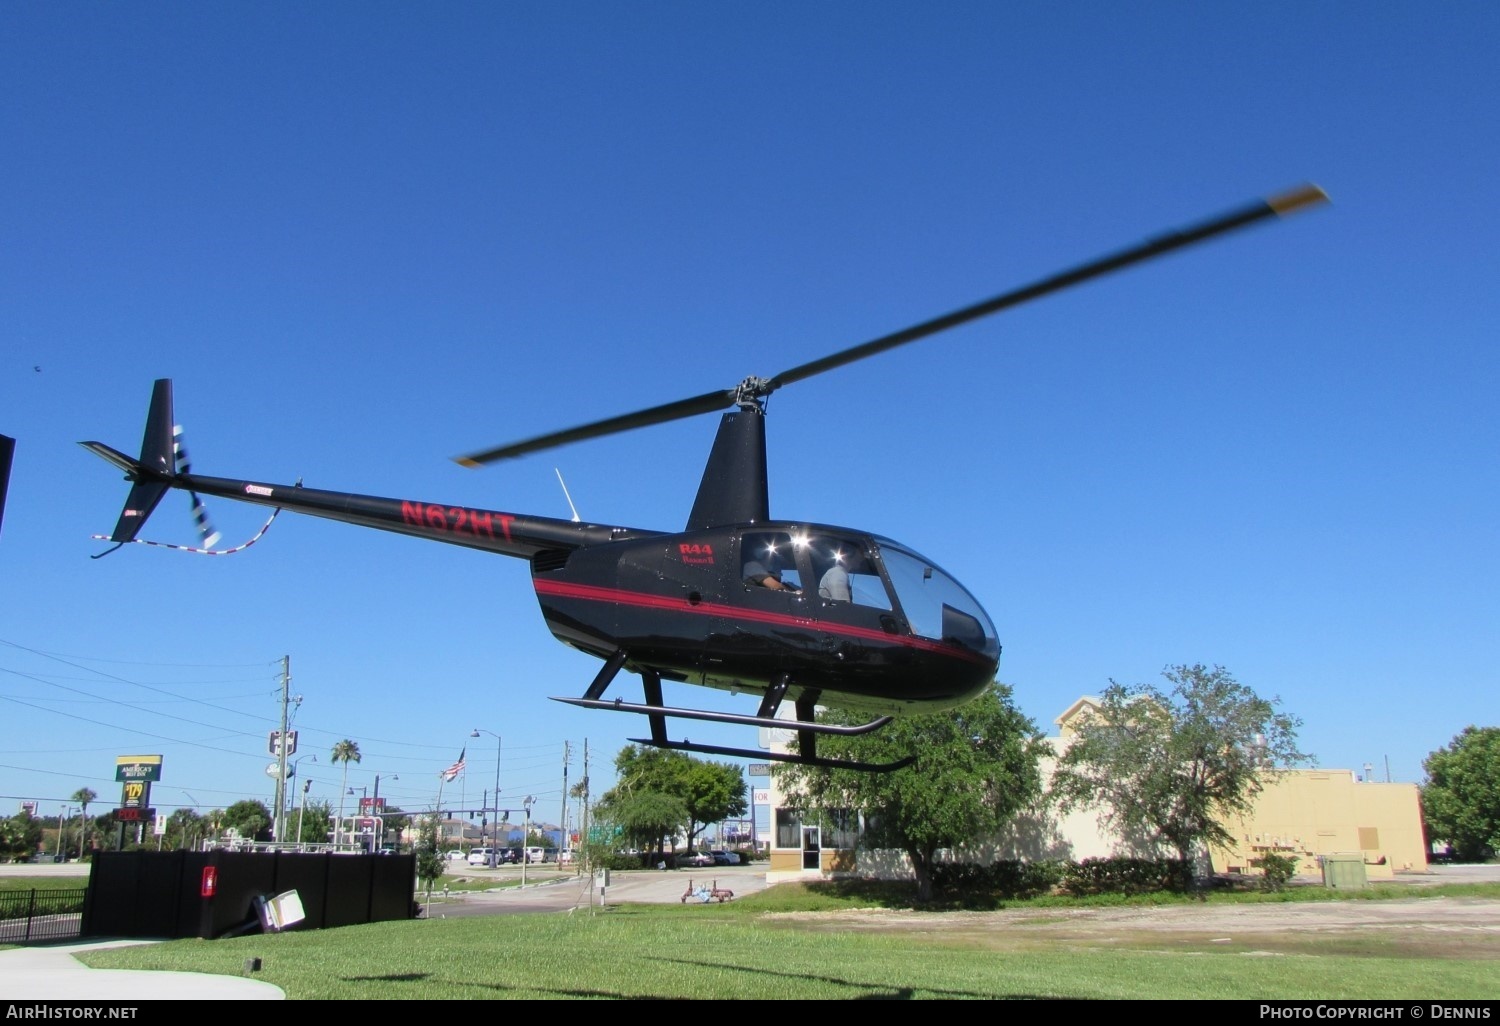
[
  {"left": 70, "top": 787, "right": 97, "bottom": 859},
  {"left": 331, "top": 739, "right": 361, "bottom": 846}
]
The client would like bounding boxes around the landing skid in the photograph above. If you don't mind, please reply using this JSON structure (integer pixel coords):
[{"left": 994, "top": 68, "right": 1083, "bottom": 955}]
[
  {"left": 630, "top": 736, "right": 915, "bottom": 774},
  {"left": 554, "top": 696, "right": 892, "bottom": 735},
  {"left": 558, "top": 652, "right": 915, "bottom": 773}
]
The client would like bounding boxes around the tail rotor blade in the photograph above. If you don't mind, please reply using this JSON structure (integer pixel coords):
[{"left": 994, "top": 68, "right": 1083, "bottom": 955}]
[{"left": 173, "top": 425, "right": 221, "bottom": 549}]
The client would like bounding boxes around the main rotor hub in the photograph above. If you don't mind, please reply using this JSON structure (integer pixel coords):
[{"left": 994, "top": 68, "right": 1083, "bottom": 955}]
[{"left": 733, "top": 376, "right": 773, "bottom": 411}]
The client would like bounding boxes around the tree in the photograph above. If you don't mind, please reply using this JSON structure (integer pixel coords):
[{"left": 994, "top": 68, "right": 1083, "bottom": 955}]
[
  {"left": 163, "top": 809, "right": 205, "bottom": 851},
  {"left": 1048, "top": 663, "right": 1308, "bottom": 893},
  {"left": 663, "top": 754, "right": 747, "bottom": 850},
  {"left": 70, "top": 788, "right": 97, "bottom": 858},
  {"left": 600, "top": 747, "right": 747, "bottom": 853},
  {"left": 221, "top": 799, "right": 272, "bottom": 841},
  {"left": 293, "top": 798, "right": 334, "bottom": 844},
  {"left": 594, "top": 790, "right": 690, "bottom": 856},
  {"left": 414, "top": 810, "right": 446, "bottom": 899},
  {"left": 381, "top": 805, "right": 411, "bottom": 849},
  {"left": 1421, "top": 726, "right": 1500, "bottom": 861},
  {"left": 1, "top": 810, "right": 43, "bottom": 861},
  {"left": 777, "top": 681, "right": 1046, "bottom": 902},
  {"left": 330, "top": 739, "right": 361, "bottom": 846}
]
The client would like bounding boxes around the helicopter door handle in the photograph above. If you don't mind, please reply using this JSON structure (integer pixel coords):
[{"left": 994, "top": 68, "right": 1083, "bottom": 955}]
[{"left": 879, "top": 615, "right": 900, "bottom": 635}]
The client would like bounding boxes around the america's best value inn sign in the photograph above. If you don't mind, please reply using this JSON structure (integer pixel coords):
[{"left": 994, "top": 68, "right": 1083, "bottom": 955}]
[{"left": 115, "top": 754, "right": 163, "bottom": 782}]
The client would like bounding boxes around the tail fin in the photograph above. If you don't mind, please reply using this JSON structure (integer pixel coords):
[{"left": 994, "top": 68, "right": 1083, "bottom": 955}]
[
  {"left": 79, "top": 378, "right": 176, "bottom": 544},
  {"left": 0, "top": 433, "right": 14, "bottom": 542}
]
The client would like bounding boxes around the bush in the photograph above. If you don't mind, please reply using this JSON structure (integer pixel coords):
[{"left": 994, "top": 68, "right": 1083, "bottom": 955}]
[
  {"left": 1058, "top": 857, "right": 1183, "bottom": 896},
  {"left": 1250, "top": 851, "right": 1298, "bottom": 892},
  {"left": 930, "top": 859, "right": 1066, "bottom": 899}
]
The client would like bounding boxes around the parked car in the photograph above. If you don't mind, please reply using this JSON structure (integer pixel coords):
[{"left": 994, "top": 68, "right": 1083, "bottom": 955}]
[
  {"left": 467, "top": 847, "right": 498, "bottom": 866},
  {"left": 442, "top": 849, "right": 467, "bottom": 861},
  {"left": 680, "top": 850, "right": 715, "bottom": 867},
  {"left": 710, "top": 849, "right": 740, "bottom": 866}
]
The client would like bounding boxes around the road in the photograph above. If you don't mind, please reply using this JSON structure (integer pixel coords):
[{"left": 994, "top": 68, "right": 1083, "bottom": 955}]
[
  {"left": 0, "top": 857, "right": 770, "bottom": 917},
  {"left": 421, "top": 862, "right": 770, "bottom": 916}
]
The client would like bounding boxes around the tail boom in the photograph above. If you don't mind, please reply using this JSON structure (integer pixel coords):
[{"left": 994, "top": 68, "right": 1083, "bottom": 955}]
[{"left": 81, "top": 380, "right": 658, "bottom": 559}]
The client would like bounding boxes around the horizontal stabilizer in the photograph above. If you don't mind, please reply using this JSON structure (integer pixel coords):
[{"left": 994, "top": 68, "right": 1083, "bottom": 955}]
[{"left": 79, "top": 378, "right": 178, "bottom": 545}]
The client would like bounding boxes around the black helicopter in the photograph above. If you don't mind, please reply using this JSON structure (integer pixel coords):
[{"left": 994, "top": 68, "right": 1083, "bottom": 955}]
[{"left": 82, "top": 185, "right": 1327, "bottom": 772}]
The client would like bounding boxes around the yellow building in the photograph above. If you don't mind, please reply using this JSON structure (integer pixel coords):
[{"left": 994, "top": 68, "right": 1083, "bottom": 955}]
[
  {"left": 763, "top": 696, "right": 1428, "bottom": 883},
  {"left": 1211, "top": 768, "right": 1426, "bottom": 881}
]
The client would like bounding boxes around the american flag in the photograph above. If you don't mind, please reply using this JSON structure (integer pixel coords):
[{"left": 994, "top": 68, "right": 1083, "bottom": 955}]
[{"left": 440, "top": 747, "right": 466, "bottom": 783}]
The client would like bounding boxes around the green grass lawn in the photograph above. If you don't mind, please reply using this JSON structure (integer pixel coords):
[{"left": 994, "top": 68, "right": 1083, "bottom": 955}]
[
  {"left": 0, "top": 875, "right": 90, "bottom": 893},
  {"left": 64, "top": 879, "right": 1500, "bottom": 1000}
]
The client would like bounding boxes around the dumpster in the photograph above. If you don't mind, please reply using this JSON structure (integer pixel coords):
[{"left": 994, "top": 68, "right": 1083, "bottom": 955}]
[{"left": 1320, "top": 852, "right": 1368, "bottom": 889}]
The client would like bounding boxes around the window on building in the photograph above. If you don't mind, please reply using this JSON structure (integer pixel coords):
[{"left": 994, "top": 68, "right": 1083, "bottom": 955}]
[
  {"left": 823, "top": 809, "right": 859, "bottom": 850},
  {"left": 776, "top": 809, "right": 802, "bottom": 849}
]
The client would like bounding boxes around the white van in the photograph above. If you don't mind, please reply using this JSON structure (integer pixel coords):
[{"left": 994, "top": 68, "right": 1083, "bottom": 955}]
[
  {"left": 467, "top": 847, "right": 497, "bottom": 866},
  {"left": 524, "top": 846, "right": 548, "bottom": 863}
]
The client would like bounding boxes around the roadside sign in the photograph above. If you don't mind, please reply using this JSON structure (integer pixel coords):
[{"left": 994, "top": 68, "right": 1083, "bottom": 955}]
[{"left": 115, "top": 754, "right": 162, "bottom": 782}]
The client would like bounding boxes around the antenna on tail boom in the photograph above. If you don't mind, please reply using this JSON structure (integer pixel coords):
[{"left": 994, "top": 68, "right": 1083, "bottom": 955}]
[{"left": 555, "top": 468, "right": 582, "bottom": 523}]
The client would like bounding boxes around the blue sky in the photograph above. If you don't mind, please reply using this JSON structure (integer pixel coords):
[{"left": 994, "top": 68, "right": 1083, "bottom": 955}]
[{"left": 2, "top": 3, "right": 1496, "bottom": 829}]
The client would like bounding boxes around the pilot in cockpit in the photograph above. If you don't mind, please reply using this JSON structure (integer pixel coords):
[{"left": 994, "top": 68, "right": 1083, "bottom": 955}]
[{"left": 744, "top": 553, "right": 800, "bottom": 593}]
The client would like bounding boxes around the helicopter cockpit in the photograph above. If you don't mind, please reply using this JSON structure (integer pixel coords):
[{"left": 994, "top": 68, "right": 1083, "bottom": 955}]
[
  {"left": 872, "top": 537, "right": 998, "bottom": 658},
  {"left": 737, "top": 527, "right": 998, "bottom": 661}
]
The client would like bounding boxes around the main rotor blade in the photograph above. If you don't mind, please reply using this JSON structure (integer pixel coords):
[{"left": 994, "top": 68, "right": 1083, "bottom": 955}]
[
  {"left": 454, "top": 184, "right": 1327, "bottom": 467},
  {"left": 765, "top": 183, "right": 1329, "bottom": 391},
  {"left": 454, "top": 387, "right": 737, "bottom": 466}
]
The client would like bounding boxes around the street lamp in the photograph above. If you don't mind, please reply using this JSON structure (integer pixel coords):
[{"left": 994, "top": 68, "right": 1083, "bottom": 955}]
[
  {"left": 471, "top": 729, "right": 501, "bottom": 866},
  {"left": 59, "top": 805, "right": 74, "bottom": 862},
  {"left": 179, "top": 792, "right": 203, "bottom": 851},
  {"left": 372, "top": 774, "right": 397, "bottom": 850},
  {"left": 281, "top": 754, "right": 316, "bottom": 844},
  {"left": 521, "top": 795, "right": 535, "bottom": 888},
  {"left": 347, "top": 786, "right": 368, "bottom": 850},
  {"left": 296, "top": 777, "right": 312, "bottom": 849}
]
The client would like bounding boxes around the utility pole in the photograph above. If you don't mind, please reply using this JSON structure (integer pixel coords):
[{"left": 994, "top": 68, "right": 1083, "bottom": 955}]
[
  {"left": 560, "top": 741, "right": 570, "bottom": 856},
  {"left": 580, "top": 739, "right": 590, "bottom": 869},
  {"left": 275, "top": 656, "right": 291, "bottom": 842}
]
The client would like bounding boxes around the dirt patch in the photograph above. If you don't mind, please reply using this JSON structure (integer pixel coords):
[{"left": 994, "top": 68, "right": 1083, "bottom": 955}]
[{"left": 761, "top": 897, "right": 1500, "bottom": 959}]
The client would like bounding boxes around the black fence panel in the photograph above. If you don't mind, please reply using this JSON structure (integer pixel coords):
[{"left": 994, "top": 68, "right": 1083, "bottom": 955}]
[
  {"left": 81, "top": 850, "right": 416, "bottom": 940},
  {"left": 322, "top": 852, "right": 375, "bottom": 929}
]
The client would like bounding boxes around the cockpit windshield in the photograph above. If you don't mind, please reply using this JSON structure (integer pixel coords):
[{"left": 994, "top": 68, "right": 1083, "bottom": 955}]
[{"left": 874, "top": 540, "right": 999, "bottom": 658}]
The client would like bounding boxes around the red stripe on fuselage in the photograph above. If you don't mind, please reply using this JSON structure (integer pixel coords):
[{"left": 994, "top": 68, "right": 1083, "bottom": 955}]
[{"left": 531, "top": 579, "right": 992, "bottom": 666}]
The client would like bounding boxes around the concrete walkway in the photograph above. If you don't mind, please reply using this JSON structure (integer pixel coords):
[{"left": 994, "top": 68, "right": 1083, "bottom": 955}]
[{"left": 0, "top": 938, "right": 286, "bottom": 1000}]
